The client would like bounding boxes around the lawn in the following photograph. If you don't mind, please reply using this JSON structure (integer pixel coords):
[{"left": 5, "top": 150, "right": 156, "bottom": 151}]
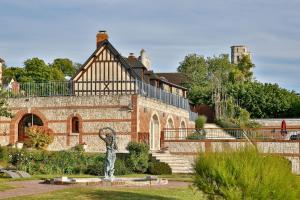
[
  {"left": 0, "top": 182, "right": 14, "bottom": 191},
  {"left": 7, "top": 186, "right": 204, "bottom": 200}
]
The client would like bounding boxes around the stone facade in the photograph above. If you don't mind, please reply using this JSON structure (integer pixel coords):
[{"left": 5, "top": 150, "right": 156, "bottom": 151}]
[
  {"left": 0, "top": 94, "right": 195, "bottom": 152},
  {"left": 164, "top": 140, "right": 300, "bottom": 174},
  {"left": 231, "top": 45, "right": 251, "bottom": 64}
]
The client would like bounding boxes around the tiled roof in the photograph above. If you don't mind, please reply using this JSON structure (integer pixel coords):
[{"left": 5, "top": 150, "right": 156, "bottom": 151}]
[
  {"left": 155, "top": 72, "right": 187, "bottom": 86},
  {"left": 123, "top": 57, "right": 146, "bottom": 69},
  {"left": 0, "top": 58, "right": 4, "bottom": 63}
]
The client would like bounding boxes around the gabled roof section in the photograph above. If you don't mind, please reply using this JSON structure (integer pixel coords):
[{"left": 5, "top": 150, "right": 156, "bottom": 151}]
[
  {"left": 71, "top": 39, "right": 141, "bottom": 80},
  {"left": 155, "top": 72, "right": 187, "bottom": 86},
  {"left": 148, "top": 71, "right": 187, "bottom": 90},
  {"left": 123, "top": 57, "right": 147, "bottom": 69}
]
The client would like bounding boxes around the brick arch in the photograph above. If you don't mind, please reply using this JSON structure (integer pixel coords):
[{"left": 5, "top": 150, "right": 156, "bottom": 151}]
[
  {"left": 165, "top": 115, "right": 175, "bottom": 129},
  {"left": 149, "top": 111, "right": 161, "bottom": 131},
  {"left": 66, "top": 113, "right": 83, "bottom": 146},
  {"left": 9, "top": 109, "right": 48, "bottom": 144},
  {"left": 149, "top": 111, "right": 161, "bottom": 150}
]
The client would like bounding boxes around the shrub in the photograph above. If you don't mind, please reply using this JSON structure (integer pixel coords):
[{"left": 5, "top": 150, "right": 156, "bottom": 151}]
[
  {"left": 0, "top": 145, "right": 8, "bottom": 161},
  {"left": 85, "top": 155, "right": 105, "bottom": 176},
  {"left": 126, "top": 141, "right": 149, "bottom": 173},
  {"left": 195, "top": 115, "right": 207, "bottom": 129},
  {"left": 24, "top": 126, "right": 54, "bottom": 149},
  {"left": 148, "top": 161, "right": 172, "bottom": 175},
  {"left": 194, "top": 148, "right": 300, "bottom": 200},
  {"left": 215, "top": 118, "right": 239, "bottom": 129},
  {"left": 4, "top": 147, "right": 132, "bottom": 176},
  {"left": 186, "top": 130, "right": 206, "bottom": 140},
  {"left": 114, "top": 159, "right": 130, "bottom": 175}
]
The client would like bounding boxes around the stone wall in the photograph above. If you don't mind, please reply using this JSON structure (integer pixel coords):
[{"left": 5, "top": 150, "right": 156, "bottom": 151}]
[
  {"left": 137, "top": 96, "right": 194, "bottom": 134},
  {"left": 0, "top": 135, "right": 9, "bottom": 146},
  {"left": 253, "top": 118, "right": 300, "bottom": 127},
  {"left": 164, "top": 140, "right": 300, "bottom": 174},
  {"left": 0, "top": 94, "right": 195, "bottom": 152},
  {"left": 2, "top": 95, "right": 132, "bottom": 152}
]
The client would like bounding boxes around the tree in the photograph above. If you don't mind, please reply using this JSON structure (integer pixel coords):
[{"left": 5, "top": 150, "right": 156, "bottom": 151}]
[
  {"left": 228, "top": 82, "right": 300, "bottom": 118},
  {"left": 178, "top": 54, "right": 234, "bottom": 118},
  {"left": 0, "top": 89, "right": 12, "bottom": 118},
  {"left": 24, "top": 58, "right": 52, "bottom": 82},
  {"left": 22, "top": 58, "right": 65, "bottom": 82},
  {"left": 178, "top": 54, "right": 211, "bottom": 105},
  {"left": 2, "top": 67, "right": 26, "bottom": 83},
  {"left": 50, "top": 58, "right": 77, "bottom": 77},
  {"left": 179, "top": 51, "right": 300, "bottom": 119},
  {"left": 237, "top": 54, "right": 255, "bottom": 81}
]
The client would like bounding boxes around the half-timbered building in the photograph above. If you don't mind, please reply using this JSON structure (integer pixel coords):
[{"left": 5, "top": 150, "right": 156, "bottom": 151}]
[{"left": 0, "top": 31, "right": 197, "bottom": 152}]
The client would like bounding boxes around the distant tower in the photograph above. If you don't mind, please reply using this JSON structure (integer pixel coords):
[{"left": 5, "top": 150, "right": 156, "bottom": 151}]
[
  {"left": 231, "top": 45, "right": 251, "bottom": 64},
  {"left": 0, "top": 58, "right": 4, "bottom": 85}
]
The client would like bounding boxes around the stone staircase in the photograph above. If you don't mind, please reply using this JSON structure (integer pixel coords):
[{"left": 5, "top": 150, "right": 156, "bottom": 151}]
[
  {"left": 151, "top": 151, "right": 194, "bottom": 174},
  {"left": 204, "top": 123, "right": 235, "bottom": 139}
]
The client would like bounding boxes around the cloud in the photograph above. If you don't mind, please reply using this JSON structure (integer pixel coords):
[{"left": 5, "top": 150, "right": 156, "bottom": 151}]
[{"left": 0, "top": 0, "right": 300, "bottom": 92}]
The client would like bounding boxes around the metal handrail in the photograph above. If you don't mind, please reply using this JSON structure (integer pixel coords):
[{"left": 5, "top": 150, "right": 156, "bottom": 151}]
[
  {"left": 162, "top": 128, "right": 300, "bottom": 141},
  {"left": 4, "top": 80, "right": 198, "bottom": 120}
]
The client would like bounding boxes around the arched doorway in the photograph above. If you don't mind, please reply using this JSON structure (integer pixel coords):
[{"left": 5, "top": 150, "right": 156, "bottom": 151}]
[
  {"left": 165, "top": 118, "right": 174, "bottom": 140},
  {"left": 179, "top": 120, "right": 187, "bottom": 139},
  {"left": 18, "top": 114, "right": 43, "bottom": 142},
  {"left": 149, "top": 114, "right": 160, "bottom": 151}
]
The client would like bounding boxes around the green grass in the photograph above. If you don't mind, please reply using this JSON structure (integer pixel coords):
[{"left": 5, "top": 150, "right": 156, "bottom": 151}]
[
  {"left": 7, "top": 186, "right": 204, "bottom": 200},
  {"left": 0, "top": 182, "right": 14, "bottom": 191}
]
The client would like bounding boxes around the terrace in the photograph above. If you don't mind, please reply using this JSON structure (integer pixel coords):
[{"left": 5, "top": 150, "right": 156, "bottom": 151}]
[{"left": 4, "top": 79, "right": 198, "bottom": 121}]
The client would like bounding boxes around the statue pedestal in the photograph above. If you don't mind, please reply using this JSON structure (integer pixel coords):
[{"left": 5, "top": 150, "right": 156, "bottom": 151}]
[{"left": 49, "top": 176, "right": 168, "bottom": 186}]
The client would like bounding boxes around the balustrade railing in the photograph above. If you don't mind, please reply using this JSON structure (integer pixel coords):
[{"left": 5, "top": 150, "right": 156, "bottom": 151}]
[
  {"left": 163, "top": 127, "right": 300, "bottom": 141},
  {"left": 4, "top": 80, "right": 198, "bottom": 120}
]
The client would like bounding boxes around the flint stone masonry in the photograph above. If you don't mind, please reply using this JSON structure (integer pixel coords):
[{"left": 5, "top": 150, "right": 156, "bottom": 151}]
[
  {"left": 2, "top": 94, "right": 195, "bottom": 152},
  {"left": 6, "top": 95, "right": 132, "bottom": 152},
  {"left": 138, "top": 97, "right": 190, "bottom": 119},
  {"left": 137, "top": 96, "right": 194, "bottom": 134},
  {"left": 256, "top": 142, "right": 299, "bottom": 154},
  {"left": 164, "top": 140, "right": 300, "bottom": 174},
  {"left": 166, "top": 141, "right": 205, "bottom": 153},
  {"left": 253, "top": 118, "right": 300, "bottom": 127},
  {"left": 48, "top": 136, "right": 68, "bottom": 151},
  {"left": 82, "top": 135, "right": 131, "bottom": 153},
  {"left": 82, "top": 122, "right": 131, "bottom": 133},
  {"left": 0, "top": 136, "right": 9, "bottom": 146},
  {"left": 211, "top": 141, "right": 247, "bottom": 152}
]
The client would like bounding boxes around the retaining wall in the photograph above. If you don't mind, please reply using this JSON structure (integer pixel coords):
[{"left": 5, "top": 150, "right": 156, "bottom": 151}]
[
  {"left": 164, "top": 140, "right": 300, "bottom": 174},
  {"left": 0, "top": 95, "right": 194, "bottom": 152}
]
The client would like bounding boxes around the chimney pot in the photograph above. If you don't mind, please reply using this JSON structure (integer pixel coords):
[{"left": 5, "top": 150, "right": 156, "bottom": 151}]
[
  {"left": 128, "top": 53, "right": 137, "bottom": 62},
  {"left": 96, "top": 30, "right": 109, "bottom": 48}
]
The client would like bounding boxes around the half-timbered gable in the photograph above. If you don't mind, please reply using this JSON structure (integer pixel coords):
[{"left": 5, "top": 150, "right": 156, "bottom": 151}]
[
  {"left": 1, "top": 31, "right": 197, "bottom": 153},
  {"left": 72, "top": 40, "right": 140, "bottom": 96}
]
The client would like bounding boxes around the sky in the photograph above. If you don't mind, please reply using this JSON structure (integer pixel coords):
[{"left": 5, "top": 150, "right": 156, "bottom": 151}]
[{"left": 0, "top": 0, "right": 300, "bottom": 92}]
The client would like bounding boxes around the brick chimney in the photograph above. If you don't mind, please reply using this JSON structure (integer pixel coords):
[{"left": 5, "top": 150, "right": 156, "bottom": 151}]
[
  {"left": 96, "top": 31, "right": 108, "bottom": 48},
  {"left": 128, "top": 53, "right": 137, "bottom": 62}
]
